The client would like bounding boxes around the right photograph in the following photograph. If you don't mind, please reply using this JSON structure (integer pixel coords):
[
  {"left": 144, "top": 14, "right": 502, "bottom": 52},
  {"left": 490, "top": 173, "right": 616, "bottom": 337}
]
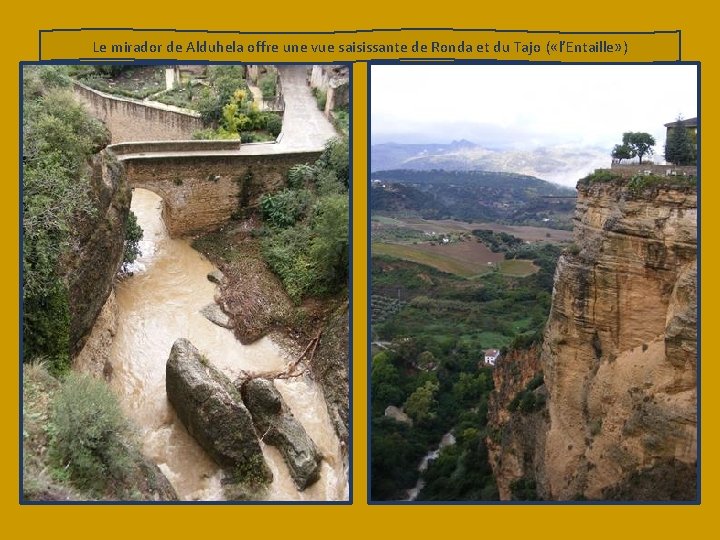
[{"left": 369, "top": 63, "right": 698, "bottom": 503}]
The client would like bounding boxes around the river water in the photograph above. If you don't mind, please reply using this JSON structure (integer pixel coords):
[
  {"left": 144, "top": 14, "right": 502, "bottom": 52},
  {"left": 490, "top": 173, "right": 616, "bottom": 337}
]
[
  {"left": 405, "top": 432, "right": 456, "bottom": 501},
  {"left": 108, "top": 189, "right": 347, "bottom": 501}
]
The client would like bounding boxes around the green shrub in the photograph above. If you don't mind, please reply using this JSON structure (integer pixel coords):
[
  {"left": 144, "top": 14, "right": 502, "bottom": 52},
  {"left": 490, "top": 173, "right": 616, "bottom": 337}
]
[
  {"left": 312, "top": 87, "right": 327, "bottom": 110},
  {"left": 262, "top": 225, "right": 316, "bottom": 302},
  {"left": 192, "top": 128, "right": 216, "bottom": 140},
  {"left": 259, "top": 72, "right": 277, "bottom": 99},
  {"left": 264, "top": 113, "right": 283, "bottom": 137},
  {"left": 240, "top": 131, "right": 258, "bottom": 143},
  {"left": 260, "top": 134, "right": 348, "bottom": 303},
  {"left": 260, "top": 189, "right": 310, "bottom": 228},
  {"left": 287, "top": 163, "right": 315, "bottom": 189},
  {"left": 578, "top": 169, "right": 621, "bottom": 186},
  {"left": 23, "top": 281, "right": 71, "bottom": 374},
  {"left": 331, "top": 110, "right": 349, "bottom": 136},
  {"left": 309, "top": 194, "right": 349, "bottom": 290},
  {"left": 122, "top": 210, "right": 143, "bottom": 267},
  {"left": 196, "top": 87, "right": 223, "bottom": 125},
  {"left": 48, "top": 373, "right": 136, "bottom": 493},
  {"left": 318, "top": 137, "right": 350, "bottom": 187},
  {"left": 510, "top": 477, "right": 539, "bottom": 500},
  {"left": 627, "top": 173, "right": 696, "bottom": 196}
]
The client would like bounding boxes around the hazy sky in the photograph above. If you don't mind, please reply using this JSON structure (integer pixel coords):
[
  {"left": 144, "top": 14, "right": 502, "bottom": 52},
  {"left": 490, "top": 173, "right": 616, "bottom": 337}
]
[{"left": 371, "top": 64, "right": 698, "bottom": 150}]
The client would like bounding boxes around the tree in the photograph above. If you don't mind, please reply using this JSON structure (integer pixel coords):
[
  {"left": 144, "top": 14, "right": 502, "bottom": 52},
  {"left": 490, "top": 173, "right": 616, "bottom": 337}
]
[
  {"left": 617, "top": 132, "right": 656, "bottom": 164},
  {"left": 664, "top": 116, "right": 696, "bottom": 165},
  {"left": 611, "top": 143, "right": 635, "bottom": 163},
  {"left": 122, "top": 210, "right": 144, "bottom": 268},
  {"left": 404, "top": 380, "right": 439, "bottom": 423}
]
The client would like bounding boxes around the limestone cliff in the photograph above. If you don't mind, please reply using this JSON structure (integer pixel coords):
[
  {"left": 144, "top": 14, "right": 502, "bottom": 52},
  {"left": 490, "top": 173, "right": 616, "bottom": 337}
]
[
  {"left": 486, "top": 345, "right": 547, "bottom": 500},
  {"left": 68, "top": 151, "right": 130, "bottom": 359},
  {"left": 489, "top": 175, "right": 697, "bottom": 501}
]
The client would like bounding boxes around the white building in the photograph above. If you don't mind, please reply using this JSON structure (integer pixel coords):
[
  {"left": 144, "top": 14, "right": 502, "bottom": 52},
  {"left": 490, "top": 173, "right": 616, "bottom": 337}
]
[{"left": 484, "top": 349, "right": 501, "bottom": 366}]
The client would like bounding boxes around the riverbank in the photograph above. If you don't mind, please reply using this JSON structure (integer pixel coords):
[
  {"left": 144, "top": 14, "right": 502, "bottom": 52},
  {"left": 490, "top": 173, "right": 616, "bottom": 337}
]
[{"left": 192, "top": 218, "right": 350, "bottom": 451}]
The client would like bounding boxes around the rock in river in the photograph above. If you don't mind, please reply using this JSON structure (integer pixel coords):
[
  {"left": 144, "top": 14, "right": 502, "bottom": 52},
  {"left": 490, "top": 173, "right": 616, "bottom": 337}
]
[
  {"left": 200, "top": 303, "right": 232, "bottom": 329},
  {"left": 207, "top": 269, "right": 225, "bottom": 285},
  {"left": 166, "top": 338, "right": 272, "bottom": 485},
  {"left": 241, "top": 378, "right": 322, "bottom": 490}
]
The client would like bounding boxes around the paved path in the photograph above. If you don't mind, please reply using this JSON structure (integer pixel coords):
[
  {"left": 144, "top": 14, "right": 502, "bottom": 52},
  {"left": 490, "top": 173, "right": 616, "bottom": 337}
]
[
  {"left": 275, "top": 65, "right": 337, "bottom": 151},
  {"left": 118, "top": 66, "right": 337, "bottom": 161}
]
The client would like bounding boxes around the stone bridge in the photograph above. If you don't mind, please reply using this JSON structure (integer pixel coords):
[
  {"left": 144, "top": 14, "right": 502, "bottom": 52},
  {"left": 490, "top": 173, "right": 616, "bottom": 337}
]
[
  {"left": 111, "top": 142, "right": 322, "bottom": 235},
  {"left": 79, "top": 66, "right": 339, "bottom": 236}
]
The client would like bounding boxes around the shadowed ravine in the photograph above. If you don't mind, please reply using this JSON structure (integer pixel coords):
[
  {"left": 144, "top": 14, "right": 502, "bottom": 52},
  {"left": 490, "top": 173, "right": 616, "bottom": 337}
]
[{"left": 108, "top": 188, "right": 347, "bottom": 500}]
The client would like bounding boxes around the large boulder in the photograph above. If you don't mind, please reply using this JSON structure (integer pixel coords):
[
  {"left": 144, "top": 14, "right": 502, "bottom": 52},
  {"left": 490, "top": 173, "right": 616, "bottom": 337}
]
[
  {"left": 166, "top": 338, "right": 272, "bottom": 485},
  {"left": 241, "top": 378, "right": 322, "bottom": 490}
]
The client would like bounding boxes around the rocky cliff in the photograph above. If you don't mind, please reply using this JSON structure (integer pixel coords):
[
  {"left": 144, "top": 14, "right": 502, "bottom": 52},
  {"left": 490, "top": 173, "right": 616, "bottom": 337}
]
[
  {"left": 486, "top": 345, "right": 547, "bottom": 500},
  {"left": 68, "top": 151, "right": 130, "bottom": 359},
  {"left": 489, "top": 174, "right": 697, "bottom": 500}
]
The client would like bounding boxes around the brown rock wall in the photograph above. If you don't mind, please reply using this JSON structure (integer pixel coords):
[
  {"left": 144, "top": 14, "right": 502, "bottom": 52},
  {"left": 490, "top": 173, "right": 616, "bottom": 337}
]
[{"left": 540, "top": 181, "right": 697, "bottom": 500}]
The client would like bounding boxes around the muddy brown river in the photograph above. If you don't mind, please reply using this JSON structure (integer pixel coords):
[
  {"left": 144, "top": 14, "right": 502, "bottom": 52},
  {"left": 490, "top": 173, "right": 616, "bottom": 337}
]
[{"left": 108, "top": 189, "right": 347, "bottom": 501}]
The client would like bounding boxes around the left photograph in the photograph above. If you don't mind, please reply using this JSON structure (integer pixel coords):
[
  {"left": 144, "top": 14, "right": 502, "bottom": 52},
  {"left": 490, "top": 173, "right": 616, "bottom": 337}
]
[{"left": 21, "top": 64, "right": 350, "bottom": 502}]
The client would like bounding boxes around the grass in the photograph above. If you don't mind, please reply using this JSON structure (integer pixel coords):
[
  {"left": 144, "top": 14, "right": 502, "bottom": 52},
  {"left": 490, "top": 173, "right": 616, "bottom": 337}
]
[
  {"left": 152, "top": 85, "right": 197, "bottom": 109},
  {"left": 477, "top": 331, "right": 510, "bottom": 349},
  {"left": 498, "top": 259, "right": 539, "bottom": 277}
]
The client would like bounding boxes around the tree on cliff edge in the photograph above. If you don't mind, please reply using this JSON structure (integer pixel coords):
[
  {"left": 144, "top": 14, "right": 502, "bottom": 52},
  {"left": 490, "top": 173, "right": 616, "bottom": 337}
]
[{"left": 613, "top": 132, "right": 656, "bottom": 164}]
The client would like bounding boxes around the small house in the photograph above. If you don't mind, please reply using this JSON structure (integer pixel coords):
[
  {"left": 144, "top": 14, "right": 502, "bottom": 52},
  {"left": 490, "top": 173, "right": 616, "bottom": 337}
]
[{"left": 484, "top": 349, "right": 501, "bottom": 366}]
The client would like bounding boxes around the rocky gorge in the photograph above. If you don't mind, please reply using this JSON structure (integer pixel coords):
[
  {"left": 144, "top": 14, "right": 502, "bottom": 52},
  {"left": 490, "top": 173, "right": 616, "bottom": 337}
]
[{"left": 37, "top": 65, "right": 349, "bottom": 501}]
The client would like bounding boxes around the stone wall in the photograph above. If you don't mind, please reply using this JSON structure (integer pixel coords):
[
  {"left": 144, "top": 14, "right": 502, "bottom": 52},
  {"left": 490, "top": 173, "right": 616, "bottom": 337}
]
[
  {"left": 109, "top": 140, "right": 241, "bottom": 156},
  {"left": 73, "top": 81, "right": 204, "bottom": 143},
  {"left": 118, "top": 150, "right": 322, "bottom": 236},
  {"left": 610, "top": 163, "right": 697, "bottom": 177}
]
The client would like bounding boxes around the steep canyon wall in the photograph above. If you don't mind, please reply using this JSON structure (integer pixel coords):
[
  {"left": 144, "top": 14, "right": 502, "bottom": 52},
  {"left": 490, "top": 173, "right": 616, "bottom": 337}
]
[{"left": 489, "top": 177, "right": 697, "bottom": 501}]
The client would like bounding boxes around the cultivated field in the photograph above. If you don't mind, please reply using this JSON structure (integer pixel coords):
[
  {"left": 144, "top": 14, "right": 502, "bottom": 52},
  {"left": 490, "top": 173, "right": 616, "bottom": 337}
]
[
  {"left": 371, "top": 215, "right": 573, "bottom": 243},
  {"left": 372, "top": 241, "right": 537, "bottom": 278}
]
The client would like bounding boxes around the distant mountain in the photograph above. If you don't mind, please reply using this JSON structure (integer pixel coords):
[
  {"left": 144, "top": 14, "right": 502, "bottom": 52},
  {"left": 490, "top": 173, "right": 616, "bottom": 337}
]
[
  {"left": 371, "top": 141, "right": 610, "bottom": 187},
  {"left": 371, "top": 169, "right": 577, "bottom": 229}
]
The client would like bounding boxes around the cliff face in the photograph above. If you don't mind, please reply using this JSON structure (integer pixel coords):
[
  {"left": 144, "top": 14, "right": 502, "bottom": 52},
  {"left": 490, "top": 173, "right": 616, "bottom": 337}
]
[
  {"left": 489, "top": 177, "right": 697, "bottom": 501},
  {"left": 486, "top": 345, "right": 546, "bottom": 500},
  {"left": 542, "top": 179, "right": 697, "bottom": 500},
  {"left": 68, "top": 152, "right": 130, "bottom": 359}
]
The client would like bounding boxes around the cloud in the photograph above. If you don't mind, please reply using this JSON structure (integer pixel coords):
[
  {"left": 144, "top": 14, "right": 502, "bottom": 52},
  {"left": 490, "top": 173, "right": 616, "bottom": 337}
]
[{"left": 371, "top": 64, "right": 698, "bottom": 151}]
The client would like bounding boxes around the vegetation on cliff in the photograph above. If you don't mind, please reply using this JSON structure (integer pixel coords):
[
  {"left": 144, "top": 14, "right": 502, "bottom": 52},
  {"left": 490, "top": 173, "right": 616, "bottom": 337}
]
[
  {"left": 578, "top": 168, "right": 697, "bottom": 194},
  {"left": 23, "top": 363, "right": 177, "bottom": 501},
  {"left": 22, "top": 66, "right": 109, "bottom": 373},
  {"left": 260, "top": 137, "right": 349, "bottom": 303},
  {"left": 22, "top": 66, "right": 167, "bottom": 502}
]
